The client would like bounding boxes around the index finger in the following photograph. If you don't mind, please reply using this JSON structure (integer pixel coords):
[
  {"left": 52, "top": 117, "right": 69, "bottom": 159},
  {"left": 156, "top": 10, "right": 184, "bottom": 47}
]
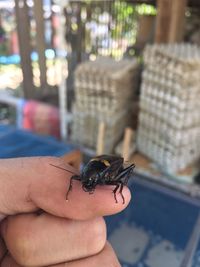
[{"left": 0, "top": 157, "right": 131, "bottom": 220}]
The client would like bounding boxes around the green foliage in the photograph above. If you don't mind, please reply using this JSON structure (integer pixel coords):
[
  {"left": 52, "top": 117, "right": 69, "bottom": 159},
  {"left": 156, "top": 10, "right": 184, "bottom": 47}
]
[
  {"left": 110, "top": 1, "right": 137, "bottom": 41},
  {"left": 110, "top": 2, "right": 156, "bottom": 41},
  {"left": 136, "top": 4, "right": 156, "bottom": 16}
]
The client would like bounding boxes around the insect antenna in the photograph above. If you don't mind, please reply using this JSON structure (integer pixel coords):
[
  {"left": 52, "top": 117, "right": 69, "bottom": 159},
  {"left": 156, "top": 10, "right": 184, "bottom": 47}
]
[{"left": 50, "top": 163, "right": 77, "bottom": 175}]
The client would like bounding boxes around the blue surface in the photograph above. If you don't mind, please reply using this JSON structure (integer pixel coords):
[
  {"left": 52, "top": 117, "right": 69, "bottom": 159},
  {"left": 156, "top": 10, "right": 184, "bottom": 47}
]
[
  {"left": 106, "top": 179, "right": 200, "bottom": 267},
  {"left": 0, "top": 50, "right": 56, "bottom": 65},
  {"left": 0, "top": 124, "right": 74, "bottom": 158},
  {"left": 193, "top": 240, "right": 200, "bottom": 267}
]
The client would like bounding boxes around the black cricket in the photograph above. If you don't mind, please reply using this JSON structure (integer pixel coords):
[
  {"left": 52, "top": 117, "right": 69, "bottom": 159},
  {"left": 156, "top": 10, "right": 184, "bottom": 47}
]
[{"left": 50, "top": 155, "right": 135, "bottom": 204}]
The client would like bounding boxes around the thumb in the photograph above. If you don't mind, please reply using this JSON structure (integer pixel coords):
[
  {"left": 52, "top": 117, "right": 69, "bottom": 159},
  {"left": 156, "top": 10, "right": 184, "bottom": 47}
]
[
  {"left": 0, "top": 157, "right": 131, "bottom": 221},
  {"left": 0, "top": 157, "right": 68, "bottom": 219}
]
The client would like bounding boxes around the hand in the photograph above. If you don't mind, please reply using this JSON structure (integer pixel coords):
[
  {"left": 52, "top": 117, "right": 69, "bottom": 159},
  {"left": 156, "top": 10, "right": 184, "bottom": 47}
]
[{"left": 0, "top": 157, "right": 131, "bottom": 266}]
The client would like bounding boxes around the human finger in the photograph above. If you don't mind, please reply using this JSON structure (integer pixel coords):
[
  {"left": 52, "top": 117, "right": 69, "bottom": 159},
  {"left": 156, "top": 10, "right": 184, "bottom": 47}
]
[
  {"left": 1, "top": 213, "right": 106, "bottom": 267},
  {"left": 50, "top": 242, "right": 121, "bottom": 267},
  {"left": 1, "top": 253, "right": 21, "bottom": 267},
  {"left": 1, "top": 243, "right": 121, "bottom": 267},
  {"left": 0, "top": 157, "right": 131, "bottom": 221}
]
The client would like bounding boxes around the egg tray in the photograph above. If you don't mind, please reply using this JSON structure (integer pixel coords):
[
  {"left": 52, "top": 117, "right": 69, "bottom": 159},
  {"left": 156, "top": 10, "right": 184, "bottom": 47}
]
[{"left": 71, "top": 109, "right": 128, "bottom": 154}]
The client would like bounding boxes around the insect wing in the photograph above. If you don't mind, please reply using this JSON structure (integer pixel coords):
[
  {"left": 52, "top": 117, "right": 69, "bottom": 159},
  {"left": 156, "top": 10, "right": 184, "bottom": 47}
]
[
  {"left": 81, "top": 160, "right": 106, "bottom": 182},
  {"left": 99, "top": 158, "right": 124, "bottom": 183},
  {"left": 114, "top": 164, "right": 135, "bottom": 183}
]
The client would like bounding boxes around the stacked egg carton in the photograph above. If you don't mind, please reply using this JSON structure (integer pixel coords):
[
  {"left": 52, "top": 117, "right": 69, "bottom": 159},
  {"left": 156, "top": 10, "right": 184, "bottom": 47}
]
[
  {"left": 137, "top": 44, "right": 200, "bottom": 173},
  {"left": 71, "top": 57, "right": 139, "bottom": 153}
]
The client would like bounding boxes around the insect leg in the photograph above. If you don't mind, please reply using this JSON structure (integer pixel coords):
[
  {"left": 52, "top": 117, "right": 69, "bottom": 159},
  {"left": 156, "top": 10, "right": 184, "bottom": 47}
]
[
  {"left": 111, "top": 181, "right": 125, "bottom": 204},
  {"left": 105, "top": 181, "right": 122, "bottom": 203},
  {"left": 114, "top": 164, "right": 135, "bottom": 184},
  {"left": 119, "top": 182, "right": 125, "bottom": 204},
  {"left": 98, "top": 162, "right": 123, "bottom": 184},
  {"left": 106, "top": 165, "right": 134, "bottom": 204},
  {"left": 112, "top": 183, "right": 120, "bottom": 203},
  {"left": 108, "top": 181, "right": 126, "bottom": 204},
  {"left": 117, "top": 165, "right": 135, "bottom": 204},
  {"left": 66, "top": 175, "right": 80, "bottom": 200},
  {"left": 66, "top": 177, "right": 73, "bottom": 200}
]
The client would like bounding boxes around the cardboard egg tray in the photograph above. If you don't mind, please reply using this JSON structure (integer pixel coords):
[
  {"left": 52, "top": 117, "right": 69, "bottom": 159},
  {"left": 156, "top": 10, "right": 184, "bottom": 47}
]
[
  {"left": 72, "top": 57, "right": 139, "bottom": 152},
  {"left": 74, "top": 58, "right": 138, "bottom": 114},
  {"left": 71, "top": 108, "right": 128, "bottom": 153},
  {"left": 137, "top": 44, "right": 200, "bottom": 173}
]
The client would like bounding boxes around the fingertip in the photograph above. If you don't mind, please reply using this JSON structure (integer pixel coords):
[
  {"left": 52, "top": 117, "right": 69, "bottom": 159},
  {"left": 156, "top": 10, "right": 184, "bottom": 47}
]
[
  {"left": 52, "top": 183, "right": 132, "bottom": 220},
  {"left": 123, "top": 186, "right": 132, "bottom": 206},
  {"left": 103, "top": 185, "right": 132, "bottom": 214},
  {"left": 30, "top": 156, "right": 132, "bottom": 221}
]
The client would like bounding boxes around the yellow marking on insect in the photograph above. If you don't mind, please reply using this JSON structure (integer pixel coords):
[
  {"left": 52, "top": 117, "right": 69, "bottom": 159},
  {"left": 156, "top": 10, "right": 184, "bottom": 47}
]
[
  {"left": 90, "top": 158, "right": 110, "bottom": 167},
  {"left": 101, "top": 160, "right": 110, "bottom": 167}
]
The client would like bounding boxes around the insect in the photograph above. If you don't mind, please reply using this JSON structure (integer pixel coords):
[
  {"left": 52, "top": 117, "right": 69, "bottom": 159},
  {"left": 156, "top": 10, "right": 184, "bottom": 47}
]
[{"left": 50, "top": 155, "right": 135, "bottom": 204}]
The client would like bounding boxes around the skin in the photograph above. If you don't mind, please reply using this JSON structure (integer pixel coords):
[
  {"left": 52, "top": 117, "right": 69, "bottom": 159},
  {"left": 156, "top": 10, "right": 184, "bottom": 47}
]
[{"left": 0, "top": 157, "right": 131, "bottom": 266}]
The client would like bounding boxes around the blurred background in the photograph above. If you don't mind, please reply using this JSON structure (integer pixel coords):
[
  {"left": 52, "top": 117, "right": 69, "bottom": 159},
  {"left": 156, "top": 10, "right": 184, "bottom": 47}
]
[{"left": 0, "top": 0, "right": 200, "bottom": 267}]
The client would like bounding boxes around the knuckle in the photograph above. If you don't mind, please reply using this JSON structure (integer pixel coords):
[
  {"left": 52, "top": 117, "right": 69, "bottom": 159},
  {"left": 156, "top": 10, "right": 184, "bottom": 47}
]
[
  {"left": 3, "top": 216, "right": 36, "bottom": 266},
  {"left": 11, "top": 240, "right": 34, "bottom": 266},
  {"left": 87, "top": 217, "right": 106, "bottom": 254}
]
